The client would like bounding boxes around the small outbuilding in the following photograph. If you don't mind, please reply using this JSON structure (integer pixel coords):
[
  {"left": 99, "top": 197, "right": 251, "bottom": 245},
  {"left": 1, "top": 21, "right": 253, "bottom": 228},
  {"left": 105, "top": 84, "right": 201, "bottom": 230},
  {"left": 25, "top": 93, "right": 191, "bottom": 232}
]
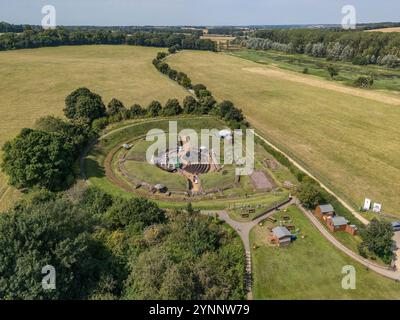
[
  {"left": 315, "top": 204, "right": 335, "bottom": 221},
  {"left": 271, "top": 226, "right": 292, "bottom": 247},
  {"left": 154, "top": 184, "right": 167, "bottom": 193},
  {"left": 218, "top": 129, "right": 232, "bottom": 139},
  {"left": 122, "top": 143, "right": 132, "bottom": 150},
  {"left": 327, "top": 216, "right": 349, "bottom": 232},
  {"left": 346, "top": 224, "right": 358, "bottom": 236},
  {"left": 326, "top": 216, "right": 358, "bottom": 235}
]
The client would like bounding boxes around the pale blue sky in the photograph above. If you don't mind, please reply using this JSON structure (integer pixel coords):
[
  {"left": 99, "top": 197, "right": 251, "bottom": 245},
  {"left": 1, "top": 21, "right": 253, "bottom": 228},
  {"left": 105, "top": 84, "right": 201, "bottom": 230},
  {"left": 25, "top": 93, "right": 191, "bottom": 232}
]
[{"left": 0, "top": 0, "right": 399, "bottom": 26}]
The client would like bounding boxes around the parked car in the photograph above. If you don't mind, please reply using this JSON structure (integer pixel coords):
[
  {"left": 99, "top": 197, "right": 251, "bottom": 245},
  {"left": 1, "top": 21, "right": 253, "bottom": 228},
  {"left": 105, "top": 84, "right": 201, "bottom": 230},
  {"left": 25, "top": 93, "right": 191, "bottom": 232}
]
[{"left": 392, "top": 222, "right": 400, "bottom": 232}]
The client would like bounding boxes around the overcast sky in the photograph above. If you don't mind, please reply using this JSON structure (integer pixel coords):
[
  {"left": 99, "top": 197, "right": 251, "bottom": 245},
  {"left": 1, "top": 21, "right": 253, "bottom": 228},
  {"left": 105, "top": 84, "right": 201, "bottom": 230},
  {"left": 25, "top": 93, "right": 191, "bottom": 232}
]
[{"left": 0, "top": 0, "right": 399, "bottom": 26}]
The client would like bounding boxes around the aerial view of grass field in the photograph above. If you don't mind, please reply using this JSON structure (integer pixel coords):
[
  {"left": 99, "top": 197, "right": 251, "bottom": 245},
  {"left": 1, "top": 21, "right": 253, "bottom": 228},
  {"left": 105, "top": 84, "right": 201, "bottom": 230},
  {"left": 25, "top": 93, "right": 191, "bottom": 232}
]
[
  {"left": 168, "top": 50, "right": 400, "bottom": 215},
  {"left": 1, "top": 0, "right": 400, "bottom": 310},
  {"left": 0, "top": 45, "right": 188, "bottom": 210}
]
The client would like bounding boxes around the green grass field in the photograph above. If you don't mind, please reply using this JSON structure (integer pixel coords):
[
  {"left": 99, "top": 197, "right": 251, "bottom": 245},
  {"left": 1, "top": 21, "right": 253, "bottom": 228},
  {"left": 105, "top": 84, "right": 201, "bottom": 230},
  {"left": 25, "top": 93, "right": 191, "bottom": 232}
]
[
  {"left": 124, "top": 161, "right": 187, "bottom": 191},
  {"left": 0, "top": 45, "right": 189, "bottom": 210},
  {"left": 230, "top": 49, "right": 400, "bottom": 92},
  {"left": 250, "top": 206, "right": 400, "bottom": 299},
  {"left": 168, "top": 51, "right": 400, "bottom": 216}
]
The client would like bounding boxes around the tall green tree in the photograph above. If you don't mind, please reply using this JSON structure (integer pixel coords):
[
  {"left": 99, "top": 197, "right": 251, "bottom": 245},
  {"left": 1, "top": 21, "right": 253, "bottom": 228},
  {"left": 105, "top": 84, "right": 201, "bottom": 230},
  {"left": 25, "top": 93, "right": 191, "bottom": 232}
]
[
  {"left": 162, "top": 99, "right": 183, "bottom": 116},
  {"left": 0, "top": 199, "right": 103, "bottom": 299},
  {"left": 298, "top": 180, "right": 325, "bottom": 209},
  {"left": 129, "top": 104, "right": 146, "bottom": 118},
  {"left": 359, "top": 219, "right": 394, "bottom": 264},
  {"left": 183, "top": 96, "right": 198, "bottom": 114},
  {"left": 147, "top": 100, "right": 162, "bottom": 117},
  {"left": 64, "top": 88, "right": 106, "bottom": 123},
  {"left": 1, "top": 128, "right": 74, "bottom": 191},
  {"left": 107, "top": 98, "right": 126, "bottom": 116}
]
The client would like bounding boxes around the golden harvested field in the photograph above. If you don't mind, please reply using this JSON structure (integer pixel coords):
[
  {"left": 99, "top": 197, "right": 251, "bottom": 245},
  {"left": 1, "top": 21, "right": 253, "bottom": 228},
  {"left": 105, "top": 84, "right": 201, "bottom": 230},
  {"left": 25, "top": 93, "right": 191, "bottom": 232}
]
[
  {"left": 0, "top": 45, "right": 188, "bottom": 209},
  {"left": 367, "top": 27, "right": 400, "bottom": 33},
  {"left": 168, "top": 50, "right": 400, "bottom": 215},
  {"left": 200, "top": 35, "right": 236, "bottom": 42}
]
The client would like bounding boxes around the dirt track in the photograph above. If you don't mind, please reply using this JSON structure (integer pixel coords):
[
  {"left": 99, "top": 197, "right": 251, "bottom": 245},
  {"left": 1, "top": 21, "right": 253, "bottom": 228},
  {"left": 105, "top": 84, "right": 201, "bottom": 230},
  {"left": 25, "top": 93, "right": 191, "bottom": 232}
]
[{"left": 243, "top": 66, "right": 400, "bottom": 106}]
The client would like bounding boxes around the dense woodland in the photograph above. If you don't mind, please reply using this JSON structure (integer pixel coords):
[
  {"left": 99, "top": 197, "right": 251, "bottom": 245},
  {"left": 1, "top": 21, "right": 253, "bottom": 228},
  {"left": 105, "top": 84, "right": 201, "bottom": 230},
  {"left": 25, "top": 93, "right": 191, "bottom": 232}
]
[
  {"left": 239, "top": 29, "right": 400, "bottom": 67},
  {"left": 0, "top": 188, "right": 245, "bottom": 299}
]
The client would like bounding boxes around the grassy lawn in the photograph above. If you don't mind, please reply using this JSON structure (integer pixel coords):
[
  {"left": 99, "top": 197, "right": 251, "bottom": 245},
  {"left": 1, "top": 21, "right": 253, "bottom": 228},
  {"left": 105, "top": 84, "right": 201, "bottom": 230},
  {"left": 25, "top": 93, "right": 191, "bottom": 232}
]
[
  {"left": 202, "top": 165, "right": 236, "bottom": 190},
  {"left": 250, "top": 205, "right": 400, "bottom": 299},
  {"left": 0, "top": 45, "right": 189, "bottom": 210},
  {"left": 124, "top": 161, "right": 187, "bottom": 191},
  {"left": 168, "top": 50, "right": 400, "bottom": 216}
]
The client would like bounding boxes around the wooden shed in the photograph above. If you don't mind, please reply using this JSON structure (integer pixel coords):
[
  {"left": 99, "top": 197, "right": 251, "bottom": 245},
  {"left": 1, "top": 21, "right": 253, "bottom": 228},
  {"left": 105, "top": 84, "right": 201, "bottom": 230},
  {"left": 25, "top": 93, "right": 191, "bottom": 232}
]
[
  {"left": 315, "top": 204, "right": 335, "bottom": 221},
  {"left": 271, "top": 226, "right": 292, "bottom": 247}
]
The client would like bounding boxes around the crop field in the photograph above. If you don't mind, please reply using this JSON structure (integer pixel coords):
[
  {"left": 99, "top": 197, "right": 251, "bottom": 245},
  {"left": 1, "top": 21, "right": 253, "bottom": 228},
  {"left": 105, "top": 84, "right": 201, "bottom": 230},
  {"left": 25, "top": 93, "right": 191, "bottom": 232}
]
[
  {"left": 0, "top": 45, "right": 188, "bottom": 209},
  {"left": 250, "top": 205, "right": 400, "bottom": 299},
  {"left": 367, "top": 27, "right": 400, "bottom": 33},
  {"left": 168, "top": 51, "right": 400, "bottom": 215}
]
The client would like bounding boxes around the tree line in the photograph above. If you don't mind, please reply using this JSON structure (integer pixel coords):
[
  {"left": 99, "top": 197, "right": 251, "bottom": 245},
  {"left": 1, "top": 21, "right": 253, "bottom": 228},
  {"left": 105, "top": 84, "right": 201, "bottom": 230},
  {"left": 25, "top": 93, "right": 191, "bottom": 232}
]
[
  {"left": 0, "top": 28, "right": 216, "bottom": 52},
  {"left": 152, "top": 50, "right": 248, "bottom": 128},
  {"left": 0, "top": 21, "right": 205, "bottom": 35},
  {"left": 237, "top": 29, "right": 400, "bottom": 68}
]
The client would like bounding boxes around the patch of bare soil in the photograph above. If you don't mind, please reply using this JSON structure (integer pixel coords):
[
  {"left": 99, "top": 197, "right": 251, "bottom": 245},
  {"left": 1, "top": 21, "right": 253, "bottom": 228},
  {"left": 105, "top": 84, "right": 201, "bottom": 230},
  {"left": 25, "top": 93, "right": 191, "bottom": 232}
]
[{"left": 250, "top": 170, "right": 274, "bottom": 190}]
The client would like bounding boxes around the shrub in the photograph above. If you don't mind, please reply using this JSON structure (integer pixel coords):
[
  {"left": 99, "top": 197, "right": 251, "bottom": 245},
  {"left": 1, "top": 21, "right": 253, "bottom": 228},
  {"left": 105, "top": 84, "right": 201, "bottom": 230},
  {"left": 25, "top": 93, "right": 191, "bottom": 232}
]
[
  {"left": 167, "top": 69, "right": 178, "bottom": 80},
  {"left": 327, "top": 65, "right": 339, "bottom": 78},
  {"left": 156, "top": 52, "right": 168, "bottom": 60},
  {"left": 354, "top": 76, "right": 374, "bottom": 88},
  {"left": 181, "top": 76, "right": 192, "bottom": 89}
]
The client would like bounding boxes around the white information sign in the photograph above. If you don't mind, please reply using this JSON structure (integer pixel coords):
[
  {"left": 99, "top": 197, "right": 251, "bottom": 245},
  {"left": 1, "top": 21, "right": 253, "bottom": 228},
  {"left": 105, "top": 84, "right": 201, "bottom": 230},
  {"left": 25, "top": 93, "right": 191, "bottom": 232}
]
[
  {"left": 363, "top": 198, "right": 371, "bottom": 211},
  {"left": 372, "top": 203, "right": 382, "bottom": 213}
]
